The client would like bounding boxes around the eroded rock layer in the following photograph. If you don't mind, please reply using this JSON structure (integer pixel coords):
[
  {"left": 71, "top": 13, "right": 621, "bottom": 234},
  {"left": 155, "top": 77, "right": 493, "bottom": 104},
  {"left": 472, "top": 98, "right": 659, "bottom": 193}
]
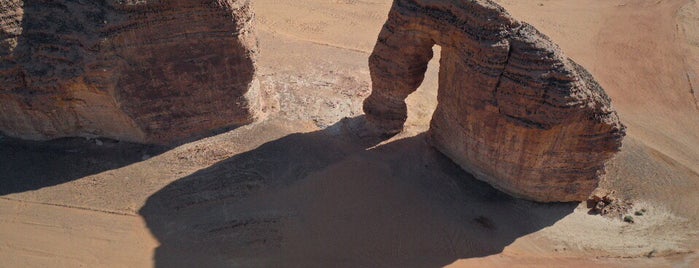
[
  {"left": 0, "top": 0, "right": 259, "bottom": 144},
  {"left": 363, "top": 0, "right": 625, "bottom": 202}
]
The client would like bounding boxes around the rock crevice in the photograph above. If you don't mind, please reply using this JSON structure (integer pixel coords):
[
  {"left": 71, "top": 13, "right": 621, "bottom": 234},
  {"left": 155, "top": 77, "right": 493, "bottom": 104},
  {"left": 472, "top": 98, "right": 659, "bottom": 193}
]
[{"left": 364, "top": 0, "right": 626, "bottom": 202}]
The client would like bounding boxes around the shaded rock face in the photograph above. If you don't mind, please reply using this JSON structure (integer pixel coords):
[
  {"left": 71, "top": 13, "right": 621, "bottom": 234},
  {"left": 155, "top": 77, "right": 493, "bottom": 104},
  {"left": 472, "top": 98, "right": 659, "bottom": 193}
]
[
  {"left": 0, "top": 0, "right": 259, "bottom": 144},
  {"left": 363, "top": 0, "right": 626, "bottom": 202}
]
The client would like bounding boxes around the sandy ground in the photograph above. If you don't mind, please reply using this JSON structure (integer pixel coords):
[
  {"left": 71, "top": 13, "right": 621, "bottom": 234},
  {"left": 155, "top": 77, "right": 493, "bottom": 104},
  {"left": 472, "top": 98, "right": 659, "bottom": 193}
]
[{"left": 1, "top": 0, "right": 699, "bottom": 267}]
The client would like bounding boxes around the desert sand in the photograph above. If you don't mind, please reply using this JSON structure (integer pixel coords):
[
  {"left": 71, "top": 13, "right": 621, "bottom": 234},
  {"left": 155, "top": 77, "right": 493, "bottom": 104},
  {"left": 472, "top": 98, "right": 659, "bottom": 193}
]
[{"left": 1, "top": 0, "right": 699, "bottom": 267}]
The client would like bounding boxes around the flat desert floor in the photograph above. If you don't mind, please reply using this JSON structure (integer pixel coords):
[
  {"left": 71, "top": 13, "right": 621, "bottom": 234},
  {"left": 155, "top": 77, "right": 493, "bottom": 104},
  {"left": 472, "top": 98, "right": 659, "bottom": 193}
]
[{"left": 1, "top": 0, "right": 699, "bottom": 267}]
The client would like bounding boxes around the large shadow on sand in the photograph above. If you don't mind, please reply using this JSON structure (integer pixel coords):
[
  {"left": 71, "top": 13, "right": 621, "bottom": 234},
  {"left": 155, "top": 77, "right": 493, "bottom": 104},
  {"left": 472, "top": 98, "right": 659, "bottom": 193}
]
[
  {"left": 0, "top": 136, "right": 166, "bottom": 195},
  {"left": 140, "top": 117, "right": 576, "bottom": 267}
]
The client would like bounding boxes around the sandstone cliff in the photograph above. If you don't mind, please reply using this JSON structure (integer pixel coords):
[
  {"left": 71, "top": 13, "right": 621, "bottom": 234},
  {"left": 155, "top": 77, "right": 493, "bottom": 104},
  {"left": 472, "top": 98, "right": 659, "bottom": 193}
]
[
  {"left": 363, "top": 0, "right": 626, "bottom": 202},
  {"left": 0, "top": 0, "right": 260, "bottom": 144}
]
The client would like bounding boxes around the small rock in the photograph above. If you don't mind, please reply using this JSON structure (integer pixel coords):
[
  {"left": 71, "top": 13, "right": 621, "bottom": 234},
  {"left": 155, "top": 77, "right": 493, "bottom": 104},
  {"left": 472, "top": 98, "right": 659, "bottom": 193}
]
[
  {"left": 603, "top": 195, "right": 617, "bottom": 203},
  {"left": 588, "top": 188, "right": 611, "bottom": 206},
  {"left": 601, "top": 207, "right": 611, "bottom": 215},
  {"left": 141, "top": 154, "right": 151, "bottom": 160},
  {"left": 595, "top": 201, "right": 606, "bottom": 211},
  {"left": 647, "top": 249, "right": 656, "bottom": 258},
  {"left": 95, "top": 139, "right": 103, "bottom": 146}
]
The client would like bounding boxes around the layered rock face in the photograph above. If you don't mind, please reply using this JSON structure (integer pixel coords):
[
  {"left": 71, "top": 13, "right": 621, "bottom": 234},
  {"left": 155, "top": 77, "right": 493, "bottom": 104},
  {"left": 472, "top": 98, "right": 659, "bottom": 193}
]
[
  {"left": 363, "top": 0, "right": 626, "bottom": 202},
  {"left": 0, "top": 0, "right": 259, "bottom": 144}
]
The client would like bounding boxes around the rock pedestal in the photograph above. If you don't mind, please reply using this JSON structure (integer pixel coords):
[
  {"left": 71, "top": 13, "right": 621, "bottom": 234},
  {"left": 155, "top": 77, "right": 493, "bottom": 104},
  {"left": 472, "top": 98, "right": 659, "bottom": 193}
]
[{"left": 0, "top": 0, "right": 260, "bottom": 144}]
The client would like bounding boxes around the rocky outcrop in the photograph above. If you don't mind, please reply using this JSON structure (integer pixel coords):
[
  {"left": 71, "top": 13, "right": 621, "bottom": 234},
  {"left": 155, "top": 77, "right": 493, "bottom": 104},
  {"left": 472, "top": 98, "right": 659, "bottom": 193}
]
[
  {"left": 0, "top": 0, "right": 260, "bottom": 144},
  {"left": 363, "top": 0, "right": 625, "bottom": 202},
  {"left": 586, "top": 189, "right": 632, "bottom": 218}
]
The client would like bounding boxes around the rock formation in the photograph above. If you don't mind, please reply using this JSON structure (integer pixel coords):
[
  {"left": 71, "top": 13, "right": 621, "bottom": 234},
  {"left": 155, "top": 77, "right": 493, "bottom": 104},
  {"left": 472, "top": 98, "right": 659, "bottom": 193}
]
[
  {"left": 0, "top": 0, "right": 260, "bottom": 144},
  {"left": 363, "top": 0, "right": 626, "bottom": 202}
]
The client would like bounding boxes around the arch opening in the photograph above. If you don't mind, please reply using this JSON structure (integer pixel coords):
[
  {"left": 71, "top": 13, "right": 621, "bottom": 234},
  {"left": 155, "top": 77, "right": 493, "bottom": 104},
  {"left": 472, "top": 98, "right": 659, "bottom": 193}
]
[{"left": 404, "top": 45, "right": 441, "bottom": 134}]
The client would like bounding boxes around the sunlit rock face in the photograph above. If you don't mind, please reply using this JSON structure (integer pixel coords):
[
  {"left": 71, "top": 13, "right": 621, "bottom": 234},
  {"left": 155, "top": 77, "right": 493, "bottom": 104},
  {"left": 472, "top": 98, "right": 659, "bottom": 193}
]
[
  {"left": 0, "top": 0, "right": 260, "bottom": 144},
  {"left": 363, "top": 0, "right": 625, "bottom": 202}
]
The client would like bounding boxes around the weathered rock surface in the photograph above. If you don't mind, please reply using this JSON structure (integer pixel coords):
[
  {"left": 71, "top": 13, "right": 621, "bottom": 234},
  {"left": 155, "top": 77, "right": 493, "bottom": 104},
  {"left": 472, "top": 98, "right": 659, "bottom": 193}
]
[
  {"left": 363, "top": 0, "right": 625, "bottom": 202},
  {"left": 0, "top": 0, "right": 260, "bottom": 144}
]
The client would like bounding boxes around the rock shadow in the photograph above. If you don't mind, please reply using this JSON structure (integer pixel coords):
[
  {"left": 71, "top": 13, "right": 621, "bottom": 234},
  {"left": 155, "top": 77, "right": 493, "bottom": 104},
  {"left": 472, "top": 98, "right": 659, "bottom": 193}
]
[
  {"left": 140, "top": 116, "right": 576, "bottom": 267},
  {"left": 0, "top": 135, "right": 166, "bottom": 195}
]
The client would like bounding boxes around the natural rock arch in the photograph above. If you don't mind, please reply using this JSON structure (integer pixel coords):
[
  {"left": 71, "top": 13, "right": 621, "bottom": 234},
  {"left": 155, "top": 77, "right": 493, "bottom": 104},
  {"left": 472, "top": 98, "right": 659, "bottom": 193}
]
[{"left": 363, "top": 0, "right": 626, "bottom": 202}]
